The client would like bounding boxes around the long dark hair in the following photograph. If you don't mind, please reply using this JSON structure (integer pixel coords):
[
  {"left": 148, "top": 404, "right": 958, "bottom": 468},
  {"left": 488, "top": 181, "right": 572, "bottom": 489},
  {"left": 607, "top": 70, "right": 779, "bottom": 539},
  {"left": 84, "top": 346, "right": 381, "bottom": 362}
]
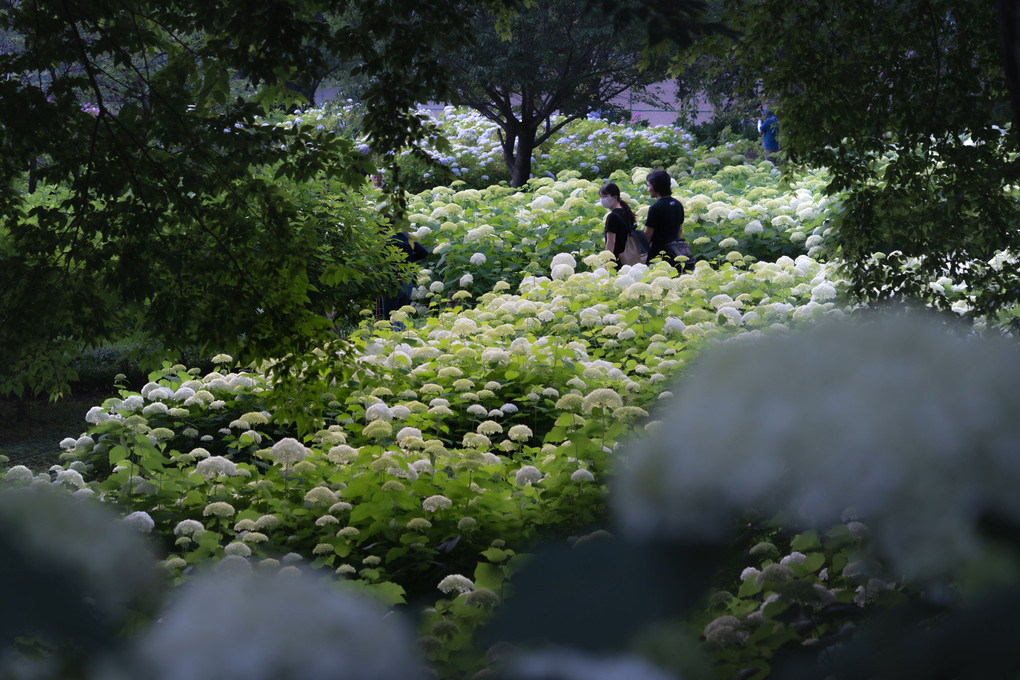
[{"left": 599, "top": 182, "right": 636, "bottom": 226}]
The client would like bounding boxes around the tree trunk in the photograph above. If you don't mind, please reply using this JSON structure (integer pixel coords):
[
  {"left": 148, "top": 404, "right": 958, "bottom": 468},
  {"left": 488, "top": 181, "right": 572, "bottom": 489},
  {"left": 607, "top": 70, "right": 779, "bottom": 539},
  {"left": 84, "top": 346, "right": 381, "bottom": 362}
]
[{"left": 505, "top": 125, "right": 537, "bottom": 187}]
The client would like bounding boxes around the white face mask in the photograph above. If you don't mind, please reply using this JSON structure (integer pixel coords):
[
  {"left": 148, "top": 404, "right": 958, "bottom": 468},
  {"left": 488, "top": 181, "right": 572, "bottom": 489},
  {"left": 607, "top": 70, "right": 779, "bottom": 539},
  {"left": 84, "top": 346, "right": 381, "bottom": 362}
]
[{"left": 600, "top": 196, "right": 615, "bottom": 209}]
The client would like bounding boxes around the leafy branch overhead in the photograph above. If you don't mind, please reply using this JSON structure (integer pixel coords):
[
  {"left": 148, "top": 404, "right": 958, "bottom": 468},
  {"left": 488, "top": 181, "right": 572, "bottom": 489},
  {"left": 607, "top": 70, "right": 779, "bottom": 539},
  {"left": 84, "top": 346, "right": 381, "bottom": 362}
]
[{"left": 0, "top": 0, "right": 506, "bottom": 402}]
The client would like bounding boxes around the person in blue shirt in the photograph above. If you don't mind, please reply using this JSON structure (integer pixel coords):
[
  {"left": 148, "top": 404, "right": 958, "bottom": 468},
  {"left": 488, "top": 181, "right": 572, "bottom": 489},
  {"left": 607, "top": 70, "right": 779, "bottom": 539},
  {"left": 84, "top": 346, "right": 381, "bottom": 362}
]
[{"left": 758, "top": 109, "right": 780, "bottom": 159}]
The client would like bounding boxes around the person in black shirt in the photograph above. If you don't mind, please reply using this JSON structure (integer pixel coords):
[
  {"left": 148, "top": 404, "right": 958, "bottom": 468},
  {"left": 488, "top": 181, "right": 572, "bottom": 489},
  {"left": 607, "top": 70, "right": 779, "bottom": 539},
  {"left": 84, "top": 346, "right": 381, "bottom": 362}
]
[
  {"left": 643, "top": 169, "right": 691, "bottom": 273},
  {"left": 380, "top": 231, "right": 428, "bottom": 321},
  {"left": 599, "top": 182, "right": 637, "bottom": 267}
]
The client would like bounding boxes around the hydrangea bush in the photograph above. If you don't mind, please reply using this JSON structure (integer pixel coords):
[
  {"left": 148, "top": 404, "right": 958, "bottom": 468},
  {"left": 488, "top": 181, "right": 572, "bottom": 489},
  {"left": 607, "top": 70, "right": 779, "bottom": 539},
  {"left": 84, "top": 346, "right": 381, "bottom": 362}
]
[{"left": 4, "top": 106, "right": 1017, "bottom": 678}]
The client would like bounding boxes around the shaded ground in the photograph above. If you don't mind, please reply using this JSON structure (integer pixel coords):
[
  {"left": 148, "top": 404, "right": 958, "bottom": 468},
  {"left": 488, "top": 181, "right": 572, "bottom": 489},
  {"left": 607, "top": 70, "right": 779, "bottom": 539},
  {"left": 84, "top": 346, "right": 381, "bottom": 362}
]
[{"left": 0, "top": 393, "right": 103, "bottom": 472}]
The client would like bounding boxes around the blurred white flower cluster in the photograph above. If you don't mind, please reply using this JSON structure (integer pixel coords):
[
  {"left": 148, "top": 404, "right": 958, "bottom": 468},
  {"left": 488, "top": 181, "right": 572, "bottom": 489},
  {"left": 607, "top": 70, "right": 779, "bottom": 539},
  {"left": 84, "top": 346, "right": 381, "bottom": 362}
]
[{"left": 614, "top": 313, "right": 1020, "bottom": 580}]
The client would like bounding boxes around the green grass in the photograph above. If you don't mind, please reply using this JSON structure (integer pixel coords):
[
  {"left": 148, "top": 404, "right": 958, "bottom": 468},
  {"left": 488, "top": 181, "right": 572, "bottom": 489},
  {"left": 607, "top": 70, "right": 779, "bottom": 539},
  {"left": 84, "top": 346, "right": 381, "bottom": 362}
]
[{"left": 0, "top": 393, "right": 104, "bottom": 472}]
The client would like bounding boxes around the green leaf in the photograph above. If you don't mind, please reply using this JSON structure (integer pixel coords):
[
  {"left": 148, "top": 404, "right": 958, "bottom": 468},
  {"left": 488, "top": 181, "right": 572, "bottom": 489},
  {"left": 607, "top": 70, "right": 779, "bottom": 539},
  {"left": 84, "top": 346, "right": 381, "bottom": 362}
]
[
  {"left": 481, "top": 547, "right": 511, "bottom": 563},
  {"left": 791, "top": 529, "right": 820, "bottom": 552},
  {"left": 108, "top": 445, "right": 129, "bottom": 465}
]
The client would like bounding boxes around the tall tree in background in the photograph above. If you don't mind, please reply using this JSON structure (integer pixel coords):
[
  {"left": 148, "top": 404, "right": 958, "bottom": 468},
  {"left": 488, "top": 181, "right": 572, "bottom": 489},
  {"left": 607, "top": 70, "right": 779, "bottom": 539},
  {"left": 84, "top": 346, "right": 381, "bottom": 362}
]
[
  {"left": 708, "top": 0, "right": 1020, "bottom": 321},
  {"left": 443, "top": 0, "right": 711, "bottom": 187}
]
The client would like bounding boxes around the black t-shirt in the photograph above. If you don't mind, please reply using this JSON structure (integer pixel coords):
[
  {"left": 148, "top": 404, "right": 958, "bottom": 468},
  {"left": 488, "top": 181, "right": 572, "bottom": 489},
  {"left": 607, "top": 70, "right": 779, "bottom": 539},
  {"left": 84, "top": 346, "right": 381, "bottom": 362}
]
[
  {"left": 645, "top": 196, "right": 684, "bottom": 248},
  {"left": 391, "top": 232, "right": 428, "bottom": 263},
  {"left": 604, "top": 208, "right": 631, "bottom": 258}
]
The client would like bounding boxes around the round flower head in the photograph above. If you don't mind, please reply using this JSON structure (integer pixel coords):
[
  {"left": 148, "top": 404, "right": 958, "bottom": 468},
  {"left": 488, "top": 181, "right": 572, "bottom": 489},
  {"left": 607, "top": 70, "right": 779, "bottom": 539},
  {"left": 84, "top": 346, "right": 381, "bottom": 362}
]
[
  {"left": 0, "top": 487, "right": 159, "bottom": 621},
  {"left": 515, "top": 465, "right": 543, "bottom": 487},
  {"left": 437, "top": 574, "right": 474, "bottom": 594},
  {"left": 362, "top": 420, "right": 393, "bottom": 440},
  {"left": 581, "top": 388, "right": 623, "bottom": 414},
  {"left": 508, "top": 424, "right": 533, "bottom": 442},
  {"left": 477, "top": 420, "right": 503, "bottom": 436},
  {"left": 614, "top": 313, "right": 1020, "bottom": 580},
  {"left": 5, "top": 465, "right": 35, "bottom": 484},
  {"left": 269, "top": 438, "right": 308, "bottom": 468},
  {"left": 304, "top": 487, "right": 339, "bottom": 506},
  {"left": 174, "top": 519, "right": 205, "bottom": 537},
  {"left": 195, "top": 456, "right": 238, "bottom": 480},
  {"left": 570, "top": 469, "right": 595, "bottom": 483},
  {"left": 123, "top": 510, "right": 155, "bottom": 534},
  {"left": 509, "top": 650, "right": 678, "bottom": 680},
  {"left": 365, "top": 403, "right": 393, "bottom": 423},
  {"left": 203, "top": 501, "right": 236, "bottom": 518},
  {"left": 133, "top": 569, "right": 425, "bottom": 680},
  {"left": 422, "top": 495, "right": 453, "bottom": 512}
]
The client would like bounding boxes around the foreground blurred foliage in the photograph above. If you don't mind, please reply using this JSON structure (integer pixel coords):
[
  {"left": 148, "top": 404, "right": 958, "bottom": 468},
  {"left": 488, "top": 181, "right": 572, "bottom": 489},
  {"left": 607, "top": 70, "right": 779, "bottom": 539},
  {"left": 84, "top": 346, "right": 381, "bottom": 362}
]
[{"left": 5, "top": 313, "right": 1020, "bottom": 679}]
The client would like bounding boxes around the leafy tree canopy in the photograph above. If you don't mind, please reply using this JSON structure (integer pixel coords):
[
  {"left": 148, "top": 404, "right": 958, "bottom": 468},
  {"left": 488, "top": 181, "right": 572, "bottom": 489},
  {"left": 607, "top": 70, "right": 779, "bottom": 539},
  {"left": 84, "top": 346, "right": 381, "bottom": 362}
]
[
  {"left": 0, "top": 0, "right": 506, "bottom": 409},
  {"left": 692, "top": 0, "right": 1020, "bottom": 322},
  {"left": 443, "top": 0, "right": 716, "bottom": 186}
]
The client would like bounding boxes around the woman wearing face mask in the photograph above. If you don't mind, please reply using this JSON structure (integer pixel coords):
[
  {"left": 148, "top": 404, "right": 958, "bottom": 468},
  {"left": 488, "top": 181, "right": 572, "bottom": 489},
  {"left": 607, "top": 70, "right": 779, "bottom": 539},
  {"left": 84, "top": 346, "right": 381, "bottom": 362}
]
[{"left": 599, "top": 182, "right": 636, "bottom": 267}]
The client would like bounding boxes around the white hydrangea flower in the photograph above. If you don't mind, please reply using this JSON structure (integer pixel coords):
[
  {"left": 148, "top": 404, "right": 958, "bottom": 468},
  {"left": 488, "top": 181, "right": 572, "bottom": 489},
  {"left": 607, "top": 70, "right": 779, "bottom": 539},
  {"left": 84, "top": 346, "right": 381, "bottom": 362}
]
[
  {"left": 551, "top": 264, "right": 574, "bottom": 280},
  {"left": 509, "top": 650, "right": 677, "bottom": 680},
  {"left": 195, "top": 456, "right": 238, "bottom": 480},
  {"left": 470, "top": 252, "right": 487, "bottom": 266},
  {"left": 174, "top": 519, "right": 205, "bottom": 536},
  {"left": 437, "top": 573, "right": 474, "bottom": 594},
  {"left": 551, "top": 253, "right": 576, "bottom": 269},
  {"left": 365, "top": 403, "right": 393, "bottom": 423},
  {"left": 811, "top": 282, "right": 837, "bottom": 302},
  {"left": 571, "top": 469, "right": 595, "bottom": 483},
  {"left": 54, "top": 469, "right": 86, "bottom": 488},
  {"left": 514, "top": 465, "right": 543, "bottom": 487},
  {"left": 614, "top": 313, "right": 1020, "bottom": 580},
  {"left": 134, "top": 570, "right": 424, "bottom": 680},
  {"left": 269, "top": 438, "right": 309, "bottom": 468},
  {"left": 422, "top": 495, "right": 453, "bottom": 512}
]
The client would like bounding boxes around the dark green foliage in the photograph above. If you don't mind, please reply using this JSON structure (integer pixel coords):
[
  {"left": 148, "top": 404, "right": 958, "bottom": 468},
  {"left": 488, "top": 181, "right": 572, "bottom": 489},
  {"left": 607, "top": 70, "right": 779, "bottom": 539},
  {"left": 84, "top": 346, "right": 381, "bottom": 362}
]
[
  {"left": 443, "top": 0, "right": 708, "bottom": 186},
  {"left": 686, "top": 114, "right": 760, "bottom": 148},
  {"left": 707, "top": 0, "right": 1020, "bottom": 322},
  {"left": 0, "top": 0, "right": 504, "bottom": 404}
]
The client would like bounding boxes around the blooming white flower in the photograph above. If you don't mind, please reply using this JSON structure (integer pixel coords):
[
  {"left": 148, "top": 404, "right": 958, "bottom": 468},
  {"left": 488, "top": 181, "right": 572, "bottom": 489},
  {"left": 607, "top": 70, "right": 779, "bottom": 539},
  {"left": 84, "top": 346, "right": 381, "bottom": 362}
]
[
  {"left": 195, "top": 456, "right": 238, "bottom": 480},
  {"left": 365, "top": 403, "right": 393, "bottom": 422},
  {"left": 515, "top": 465, "right": 543, "bottom": 487},
  {"left": 134, "top": 570, "right": 424, "bottom": 680},
  {"left": 423, "top": 495, "right": 453, "bottom": 512},
  {"left": 571, "top": 469, "right": 595, "bottom": 483},
  {"left": 437, "top": 574, "right": 474, "bottom": 594},
  {"left": 269, "top": 438, "right": 309, "bottom": 468},
  {"left": 470, "top": 252, "right": 487, "bottom": 266},
  {"left": 551, "top": 264, "right": 574, "bottom": 280},
  {"left": 581, "top": 388, "right": 623, "bottom": 414},
  {"left": 174, "top": 519, "right": 205, "bottom": 536},
  {"left": 508, "top": 424, "right": 533, "bottom": 442},
  {"left": 203, "top": 501, "right": 236, "bottom": 518},
  {"left": 477, "top": 420, "right": 503, "bottom": 436},
  {"left": 54, "top": 468, "right": 85, "bottom": 488},
  {"left": 4, "top": 465, "right": 34, "bottom": 484},
  {"left": 304, "top": 487, "right": 339, "bottom": 505},
  {"left": 123, "top": 511, "right": 155, "bottom": 534},
  {"left": 510, "top": 650, "right": 677, "bottom": 680},
  {"left": 551, "top": 253, "right": 576, "bottom": 269},
  {"left": 811, "top": 282, "right": 837, "bottom": 302},
  {"left": 614, "top": 314, "right": 1020, "bottom": 580}
]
